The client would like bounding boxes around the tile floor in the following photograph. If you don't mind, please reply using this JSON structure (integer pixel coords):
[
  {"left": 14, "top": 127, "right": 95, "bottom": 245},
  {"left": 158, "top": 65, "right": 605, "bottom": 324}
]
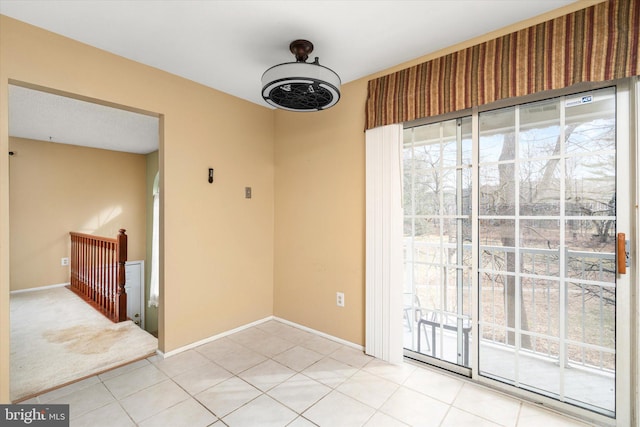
[
  {"left": 26, "top": 320, "right": 598, "bottom": 426},
  {"left": 404, "top": 325, "right": 615, "bottom": 412}
]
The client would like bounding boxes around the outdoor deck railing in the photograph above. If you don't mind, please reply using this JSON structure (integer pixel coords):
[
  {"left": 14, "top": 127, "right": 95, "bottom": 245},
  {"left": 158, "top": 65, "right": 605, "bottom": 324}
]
[
  {"left": 406, "top": 239, "right": 615, "bottom": 373},
  {"left": 479, "top": 244, "right": 615, "bottom": 373}
]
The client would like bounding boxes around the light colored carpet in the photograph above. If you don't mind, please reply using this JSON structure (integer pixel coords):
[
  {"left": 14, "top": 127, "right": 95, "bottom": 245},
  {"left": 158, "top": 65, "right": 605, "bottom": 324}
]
[{"left": 10, "top": 286, "right": 158, "bottom": 401}]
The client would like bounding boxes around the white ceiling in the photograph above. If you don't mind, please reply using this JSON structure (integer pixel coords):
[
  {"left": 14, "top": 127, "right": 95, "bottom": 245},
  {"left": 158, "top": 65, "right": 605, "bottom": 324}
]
[
  {"left": 9, "top": 85, "right": 160, "bottom": 154},
  {"left": 1, "top": 0, "right": 577, "bottom": 153}
]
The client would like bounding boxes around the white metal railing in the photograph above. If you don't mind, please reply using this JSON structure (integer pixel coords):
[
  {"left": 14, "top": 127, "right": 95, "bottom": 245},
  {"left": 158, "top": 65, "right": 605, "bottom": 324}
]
[
  {"left": 478, "top": 244, "right": 615, "bottom": 373},
  {"left": 405, "top": 238, "right": 616, "bottom": 373}
]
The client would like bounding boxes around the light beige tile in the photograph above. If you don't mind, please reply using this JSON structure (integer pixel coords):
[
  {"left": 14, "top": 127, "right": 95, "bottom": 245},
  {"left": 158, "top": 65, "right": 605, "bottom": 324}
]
[
  {"left": 402, "top": 366, "right": 464, "bottom": 404},
  {"left": 267, "top": 373, "right": 331, "bottom": 413},
  {"left": 138, "top": 398, "right": 217, "bottom": 427},
  {"left": 31, "top": 321, "right": 601, "bottom": 427},
  {"left": 241, "top": 334, "right": 296, "bottom": 358},
  {"left": 440, "top": 407, "right": 501, "bottom": 427},
  {"left": 303, "top": 390, "right": 376, "bottom": 427},
  {"left": 287, "top": 416, "right": 318, "bottom": 427},
  {"left": 273, "top": 346, "right": 325, "bottom": 372},
  {"left": 337, "top": 370, "right": 399, "bottom": 409},
  {"left": 195, "top": 337, "right": 248, "bottom": 362},
  {"left": 227, "top": 327, "right": 272, "bottom": 347},
  {"left": 72, "top": 401, "right": 135, "bottom": 427},
  {"left": 238, "top": 359, "right": 296, "bottom": 392},
  {"left": 364, "top": 412, "right": 409, "bottom": 427},
  {"left": 256, "top": 321, "right": 314, "bottom": 345},
  {"left": 98, "top": 359, "right": 151, "bottom": 381},
  {"left": 518, "top": 403, "right": 592, "bottom": 427},
  {"left": 254, "top": 320, "right": 293, "bottom": 334},
  {"left": 195, "top": 376, "right": 261, "bottom": 418},
  {"left": 253, "top": 320, "right": 286, "bottom": 334},
  {"left": 103, "top": 363, "right": 167, "bottom": 399},
  {"left": 151, "top": 349, "right": 210, "bottom": 378},
  {"left": 302, "top": 357, "right": 358, "bottom": 388},
  {"left": 212, "top": 348, "right": 267, "bottom": 375},
  {"left": 362, "top": 360, "right": 416, "bottom": 385},
  {"left": 50, "top": 382, "right": 115, "bottom": 420},
  {"left": 146, "top": 354, "right": 162, "bottom": 363},
  {"left": 379, "top": 386, "right": 449, "bottom": 427},
  {"left": 329, "top": 346, "right": 374, "bottom": 369},
  {"left": 222, "top": 394, "right": 297, "bottom": 427},
  {"left": 301, "top": 335, "right": 343, "bottom": 355},
  {"left": 172, "top": 361, "right": 233, "bottom": 395},
  {"left": 119, "top": 379, "right": 190, "bottom": 423},
  {"left": 38, "top": 376, "right": 101, "bottom": 403},
  {"left": 452, "top": 383, "right": 521, "bottom": 427}
]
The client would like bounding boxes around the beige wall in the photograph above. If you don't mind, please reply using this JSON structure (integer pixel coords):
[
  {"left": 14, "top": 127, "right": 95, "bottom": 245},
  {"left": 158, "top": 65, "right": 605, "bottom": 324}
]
[
  {"left": 271, "top": 1, "right": 602, "bottom": 347},
  {"left": 8, "top": 137, "right": 147, "bottom": 291},
  {"left": 0, "top": 15, "right": 275, "bottom": 402},
  {"left": 0, "top": 1, "right": 601, "bottom": 403},
  {"left": 273, "top": 79, "right": 368, "bottom": 345}
]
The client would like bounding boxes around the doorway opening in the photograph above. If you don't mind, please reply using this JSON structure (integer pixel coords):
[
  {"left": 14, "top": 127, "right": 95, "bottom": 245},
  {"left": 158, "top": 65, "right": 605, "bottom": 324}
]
[{"left": 7, "top": 81, "right": 162, "bottom": 400}]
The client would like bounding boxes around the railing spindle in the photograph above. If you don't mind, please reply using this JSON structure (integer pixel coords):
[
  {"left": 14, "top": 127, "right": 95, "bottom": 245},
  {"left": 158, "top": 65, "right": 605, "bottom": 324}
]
[
  {"left": 117, "top": 229, "right": 128, "bottom": 322},
  {"left": 68, "top": 230, "right": 128, "bottom": 322},
  {"left": 100, "top": 240, "right": 105, "bottom": 310}
]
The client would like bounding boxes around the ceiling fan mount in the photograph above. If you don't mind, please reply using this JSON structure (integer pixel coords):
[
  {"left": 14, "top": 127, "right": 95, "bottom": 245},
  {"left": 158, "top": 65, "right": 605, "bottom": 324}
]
[{"left": 289, "top": 39, "right": 314, "bottom": 62}]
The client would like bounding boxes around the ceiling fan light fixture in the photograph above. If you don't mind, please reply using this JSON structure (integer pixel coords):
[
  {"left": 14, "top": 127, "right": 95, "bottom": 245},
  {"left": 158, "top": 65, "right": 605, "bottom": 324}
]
[{"left": 262, "top": 40, "right": 341, "bottom": 112}]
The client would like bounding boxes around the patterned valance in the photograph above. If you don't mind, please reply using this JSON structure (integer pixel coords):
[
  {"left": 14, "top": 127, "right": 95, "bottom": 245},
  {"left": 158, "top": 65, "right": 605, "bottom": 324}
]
[{"left": 365, "top": 0, "right": 639, "bottom": 130}]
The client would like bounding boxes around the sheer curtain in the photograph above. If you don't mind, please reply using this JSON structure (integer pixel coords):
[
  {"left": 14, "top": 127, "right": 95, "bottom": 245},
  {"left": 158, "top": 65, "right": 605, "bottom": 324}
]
[
  {"left": 148, "top": 177, "right": 160, "bottom": 308},
  {"left": 365, "top": 124, "right": 403, "bottom": 364}
]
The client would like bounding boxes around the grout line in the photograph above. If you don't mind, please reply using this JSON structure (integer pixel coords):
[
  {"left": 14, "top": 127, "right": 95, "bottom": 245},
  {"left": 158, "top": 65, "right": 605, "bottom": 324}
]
[
  {"left": 437, "top": 404, "right": 454, "bottom": 427},
  {"left": 514, "top": 401, "right": 524, "bottom": 427},
  {"left": 31, "top": 321, "right": 597, "bottom": 427}
]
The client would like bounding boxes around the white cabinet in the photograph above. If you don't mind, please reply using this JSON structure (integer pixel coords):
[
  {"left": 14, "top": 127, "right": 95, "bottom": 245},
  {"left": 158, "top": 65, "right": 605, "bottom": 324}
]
[{"left": 124, "top": 260, "right": 145, "bottom": 329}]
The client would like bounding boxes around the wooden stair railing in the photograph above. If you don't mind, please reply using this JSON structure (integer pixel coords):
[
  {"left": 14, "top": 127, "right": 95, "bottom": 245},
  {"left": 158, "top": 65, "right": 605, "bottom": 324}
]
[{"left": 69, "top": 229, "right": 128, "bottom": 322}]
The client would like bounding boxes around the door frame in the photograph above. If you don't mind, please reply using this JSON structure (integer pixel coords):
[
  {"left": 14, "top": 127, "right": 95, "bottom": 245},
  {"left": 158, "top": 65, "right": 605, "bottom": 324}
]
[
  {"left": 402, "top": 78, "right": 636, "bottom": 426},
  {"left": 469, "top": 79, "right": 634, "bottom": 427}
]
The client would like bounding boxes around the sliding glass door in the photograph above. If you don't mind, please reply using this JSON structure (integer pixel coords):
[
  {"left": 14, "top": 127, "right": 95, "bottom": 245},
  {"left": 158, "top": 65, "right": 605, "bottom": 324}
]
[
  {"left": 478, "top": 86, "right": 617, "bottom": 415},
  {"left": 403, "top": 85, "right": 628, "bottom": 421},
  {"left": 403, "top": 117, "right": 472, "bottom": 369}
]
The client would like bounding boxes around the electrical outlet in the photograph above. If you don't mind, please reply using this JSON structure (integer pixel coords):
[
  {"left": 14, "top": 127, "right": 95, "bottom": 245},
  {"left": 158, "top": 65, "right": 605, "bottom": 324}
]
[
  {"left": 61, "top": 257, "right": 69, "bottom": 266},
  {"left": 336, "top": 292, "right": 345, "bottom": 307}
]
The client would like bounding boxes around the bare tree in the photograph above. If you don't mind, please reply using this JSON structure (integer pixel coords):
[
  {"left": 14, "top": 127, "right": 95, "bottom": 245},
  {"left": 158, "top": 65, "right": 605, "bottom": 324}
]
[
  {"left": 497, "top": 118, "right": 616, "bottom": 350},
  {"left": 496, "top": 133, "right": 531, "bottom": 347}
]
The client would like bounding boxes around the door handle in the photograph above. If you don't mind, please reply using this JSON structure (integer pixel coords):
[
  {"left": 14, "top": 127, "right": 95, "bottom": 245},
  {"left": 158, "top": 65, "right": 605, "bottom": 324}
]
[{"left": 617, "top": 233, "right": 627, "bottom": 275}]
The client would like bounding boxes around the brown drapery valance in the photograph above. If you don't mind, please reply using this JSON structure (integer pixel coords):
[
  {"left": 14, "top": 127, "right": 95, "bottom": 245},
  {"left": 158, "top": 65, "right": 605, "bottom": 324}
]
[{"left": 365, "top": 0, "right": 639, "bottom": 130}]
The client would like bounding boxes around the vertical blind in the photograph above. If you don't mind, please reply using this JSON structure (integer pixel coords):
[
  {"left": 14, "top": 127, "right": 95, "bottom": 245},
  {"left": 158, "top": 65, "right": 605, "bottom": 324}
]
[
  {"left": 365, "top": 0, "right": 639, "bottom": 129},
  {"left": 365, "top": 124, "right": 403, "bottom": 364}
]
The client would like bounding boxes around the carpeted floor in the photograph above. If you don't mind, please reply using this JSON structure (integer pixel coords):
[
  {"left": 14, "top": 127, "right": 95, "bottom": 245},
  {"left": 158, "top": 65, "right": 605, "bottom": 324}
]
[{"left": 10, "top": 286, "right": 158, "bottom": 402}]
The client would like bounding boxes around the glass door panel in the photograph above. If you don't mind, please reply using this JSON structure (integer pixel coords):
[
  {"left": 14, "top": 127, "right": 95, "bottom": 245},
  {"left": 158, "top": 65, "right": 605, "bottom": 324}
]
[
  {"left": 403, "top": 117, "right": 472, "bottom": 368},
  {"left": 477, "top": 87, "right": 617, "bottom": 415}
]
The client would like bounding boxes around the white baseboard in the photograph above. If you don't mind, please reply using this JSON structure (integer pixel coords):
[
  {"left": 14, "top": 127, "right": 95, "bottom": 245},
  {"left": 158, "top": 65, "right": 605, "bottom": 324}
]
[
  {"left": 158, "top": 316, "right": 275, "bottom": 358},
  {"left": 158, "top": 316, "right": 363, "bottom": 359},
  {"left": 10, "top": 282, "right": 70, "bottom": 294},
  {"left": 273, "top": 316, "right": 364, "bottom": 351}
]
